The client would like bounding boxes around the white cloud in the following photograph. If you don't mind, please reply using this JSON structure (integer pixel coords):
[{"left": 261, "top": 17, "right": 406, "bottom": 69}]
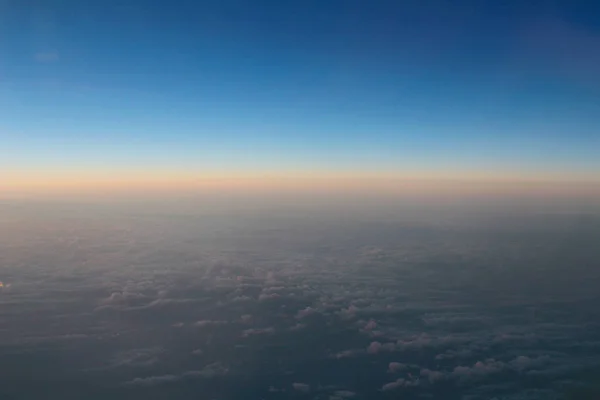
[
  {"left": 366, "top": 341, "right": 395, "bottom": 354},
  {"left": 509, "top": 355, "right": 551, "bottom": 372},
  {"left": 124, "top": 362, "right": 228, "bottom": 386},
  {"left": 333, "top": 390, "right": 356, "bottom": 398},
  {"left": 363, "top": 319, "right": 377, "bottom": 331},
  {"left": 388, "top": 362, "right": 406, "bottom": 373},
  {"left": 292, "top": 382, "right": 310, "bottom": 392},
  {"left": 193, "top": 320, "right": 227, "bottom": 327},
  {"left": 240, "top": 314, "right": 252, "bottom": 323},
  {"left": 258, "top": 292, "right": 280, "bottom": 301},
  {"left": 420, "top": 368, "right": 446, "bottom": 383},
  {"left": 242, "top": 327, "right": 275, "bottom": 337},
  {"left": 295, "top": 306, "right": 316, "bottom": 319},
  {"left": 333, "top": 349, "right": 364, "bottom": 359},
  {"left": 110, "top": 347, "right": 163, "bottom": 368},
  {"left": 381, "top": 378, "right": 419, "bottom": 391},
  {"left": 184, "top": 362, "right": 228, "bottom": 378},
  {"left": 451, "top": 359, "right": 506, "bottom": 382},
  {"left": 125, "top": 374, "right": 179, "bottom": 386}
]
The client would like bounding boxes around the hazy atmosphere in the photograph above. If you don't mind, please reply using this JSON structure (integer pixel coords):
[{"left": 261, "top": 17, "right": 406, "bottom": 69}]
[{"left": 1, "top": 1, "right": 600, "bottom": 399}]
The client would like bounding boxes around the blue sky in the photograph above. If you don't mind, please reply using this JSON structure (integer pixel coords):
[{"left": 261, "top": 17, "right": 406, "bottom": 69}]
[{"left": 1, "top": 0, "right": 599, "bottom": 181}]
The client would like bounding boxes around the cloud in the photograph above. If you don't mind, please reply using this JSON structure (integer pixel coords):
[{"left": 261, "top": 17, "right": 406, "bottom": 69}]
[
  {"left": 191, "top": 349, "right": 203, "bottom": 356},
  {"left": 124, "top": 363, "right": 228, "bottom": 386},
  {"left": 242, "top": 327, "right": 275, "bottom": 337},
  {"left": 193, "top": 320, "right": 228, "bottom": 327},
  {"left": 363, "top": 319, "right": 377, "bottom": 331},
  {"left": 333, "top": 349, "right": 364, "bottom": 359},
  {"left": 388, "top": 362, "right": 407, "bottom": 373},
  {"left": 381, "top": 378, "right": 419, "bottom": 391},
  {"left": 125, "top": 374, "right": 179, "bottom": 386},
  {"left": 184, "top": 362, "right": 228, "bottom": 378},
  {"left": 420, "top": 368, "right": 446, "bottom": 384},
  {"left": 34, "top": 51, "right": 59, "bottom": 63},
  {"left": 240, "top": 314, "right": 252, "bottom": 323},
  {"left": 295, "top": 306, "right": 316, "bottom": 319},
  {"left": 338, "top": 305, "right": 359, "bottom": 319},
  {"left": 292, "top": 382, "right": 310, "bottom": 392},
  {"left": 258, "top": 293, "right": 280, "bottom": 301},
  {"left": 231, "top": 295, "right": 252, "bottom": 302},
  {"left": 451, "top": 359, "right": 506, "bottom": 382},
  {"left": 290, "top": 323, "right": 306, "bottom": 331},
  {"left": 110, "top": 347, "right": 163, "bottom": 368},
  {"left": 332, "top": 390, "right": 356, "bottom": 398},
  {"left": 366, "top": 341, "right": 395, "bottom": 354},
  {"left": 99, "top": 291, "right": 144, "bottom": 305},
  {"left": 509, "top": 355, "right": 551, "bottom": 372}
]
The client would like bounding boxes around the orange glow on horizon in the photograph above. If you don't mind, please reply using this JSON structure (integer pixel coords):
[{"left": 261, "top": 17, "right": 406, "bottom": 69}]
[{"left": 3, "top": 168, "right": 600, "bottom": 200}]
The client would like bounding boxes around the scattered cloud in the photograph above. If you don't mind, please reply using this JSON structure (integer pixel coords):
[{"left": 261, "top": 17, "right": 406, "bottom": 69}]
[
  {"left": 292, "top": 382, "right": 310, "bottom": 392},
  {"left": 363, "top": 319, "right": 377, "bottom": 331},
  {"left": 193, "top": 320, "right": 228, "bottom": 327},
  {"left": 333, "top": 349, "right": 364, "bottom": 359},
  {"left": 110, "top": 347, "right": 163, "bottom": 368},
  {"left": 381, "top": 377, "right": 419, "bottom": 391},
  {"left": 258, "top": 293, "right": 280, "bottom": 301},
  {"left": 366, "top": 341, "right": 395, "bottom": 354},
  {"left": 295, "top": 306, "right": 316, "bottom": 319},
  {"left": 388, "top": 362, "right": 407, "bottom": 373},
  {"left": 242, "top": 327, "right": 275, "bottom": 337},
  {"left": 124, "top": 363, "right": 228, "bottom": 386},
  {"left": 332, "top": 390, "right": 356, "bottom": 398},
  {"left": 125, "top": 374, "right": 179, "bottom": 387}
]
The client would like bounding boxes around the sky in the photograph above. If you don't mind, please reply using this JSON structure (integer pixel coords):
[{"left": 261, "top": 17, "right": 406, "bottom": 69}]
[{"left": 1, "top": 0, "right": 600, "bottom": 195}]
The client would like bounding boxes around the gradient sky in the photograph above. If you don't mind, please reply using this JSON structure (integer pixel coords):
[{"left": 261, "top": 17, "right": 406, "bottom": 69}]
[{"left": 1, "top": 0, "right": 600, "bottom": 191}]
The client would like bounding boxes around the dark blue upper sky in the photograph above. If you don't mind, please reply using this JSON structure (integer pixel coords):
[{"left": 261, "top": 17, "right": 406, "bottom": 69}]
[{"left": 1, "top": 0, "right": 599, "bottom": 178}]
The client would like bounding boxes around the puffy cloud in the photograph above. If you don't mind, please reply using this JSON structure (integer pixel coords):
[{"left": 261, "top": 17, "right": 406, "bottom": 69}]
[
  {"left": 509, "top": 355, "right": 551, "bottom": 372},
  {"left": 451, "top": 359, "right": 506, "bottom": 382},
  {"left": 420, "top": 368, "right": 446, "bottom": 384},
  {"left": 363, "top": 319, "right": 377, "bottom": 331},
  {"left": 290, "top": 323, "right": 306, "bottom": 331},
  {"left": 99, "top": 291, "right": 144, "bottom": 305},
  {"left": 292, "top": 382, "right": 310, "bottom": 392},
  {"left": 295, "top": 306, "right": 316, "bottom": 319},
  {"left": 367, "top": 341, "right": 395, "bottom": 354},
  {"left": 258, "top": 293, "right": 280, "bottom": 301},
  {"left": 388, "top": 362, "right": 406, "bottom": 373},
  {"left": 338, "top": 305, "right": 359, "bottom": 319}
]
